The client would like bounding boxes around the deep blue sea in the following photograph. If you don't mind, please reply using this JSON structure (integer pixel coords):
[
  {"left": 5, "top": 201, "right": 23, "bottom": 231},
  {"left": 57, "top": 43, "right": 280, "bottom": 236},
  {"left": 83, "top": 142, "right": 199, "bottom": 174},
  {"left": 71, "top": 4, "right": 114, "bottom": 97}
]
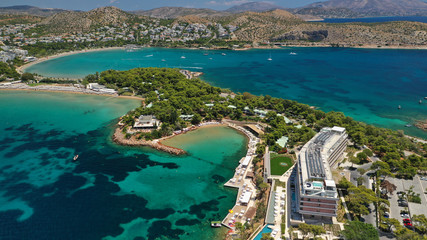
[
  {"left": 25, "top": 47, "right": 427, "bottom": 139},
  {"left": 317, "top": 16, "right": 427, "bottom": 23},
  {"left": 0, "top": 91, "right": 248, "bottom": 239}
]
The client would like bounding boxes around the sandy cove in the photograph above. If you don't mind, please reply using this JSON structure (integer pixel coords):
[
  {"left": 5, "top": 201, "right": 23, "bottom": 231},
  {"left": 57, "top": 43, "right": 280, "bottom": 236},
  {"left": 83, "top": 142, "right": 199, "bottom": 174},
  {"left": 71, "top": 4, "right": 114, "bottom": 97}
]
[
  {"left": 112, "top": 122, "right": 231, "bottom": 155},
  {"left": 16, "top": 46, "right": 124, "bottom": 74}
]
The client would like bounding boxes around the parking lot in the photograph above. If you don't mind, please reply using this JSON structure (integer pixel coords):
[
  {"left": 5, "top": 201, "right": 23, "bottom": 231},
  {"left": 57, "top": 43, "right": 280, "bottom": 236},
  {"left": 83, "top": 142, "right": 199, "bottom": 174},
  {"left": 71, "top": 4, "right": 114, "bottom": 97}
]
[{"left": 386, "top": 175, "right": 427, "bottom": 227}]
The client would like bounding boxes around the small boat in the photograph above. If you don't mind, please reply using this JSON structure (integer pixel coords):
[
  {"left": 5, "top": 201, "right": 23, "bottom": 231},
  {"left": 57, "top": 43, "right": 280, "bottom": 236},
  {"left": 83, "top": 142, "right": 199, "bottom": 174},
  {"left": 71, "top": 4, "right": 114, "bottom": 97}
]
[
  {"left": 405, "top": 124, "right": 412, "bottom": 127},
  {"left": 420, "top": 99, "right": 422, "bottom": 104},
  {"left": 180, "top": 56, "right": 186, "bottom": 59},
  {"left": 398, "top": 105, "right": 401, "bottom": 109},
  {"left": 73, "top": 155, "right": 79, "bottom": 161},
  {"left": 221, "top": 53, "right": 226, "bottom": 56},
  {"left": 161, "top": 59, "right": 166, "bottom": 62},
  {"left": 267, "top": 53, "right": 272, "bottom": 61},
  {"left": 425, "top": 97, "right": 427, "bottom": 100},
  {"left": 290, "top": 52, "right": 297, "bottom": 55},
  {"left": 211, "top": 221, "right": 221, "bottom": 228},
  {"left": 203, "top": 53, "right": 209, "bottom": 56}
]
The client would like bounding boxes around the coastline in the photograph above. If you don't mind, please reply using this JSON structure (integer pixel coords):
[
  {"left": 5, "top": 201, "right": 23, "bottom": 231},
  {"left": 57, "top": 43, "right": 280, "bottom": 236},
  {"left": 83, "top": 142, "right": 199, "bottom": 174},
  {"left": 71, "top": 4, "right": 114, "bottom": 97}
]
[
  {"left": 112, "top": 127, "right": 187, "bottom": 155},
  {"left": 17, "top": 46, "right": 124, "bottom": 74},
  {"left": 0, "top": 83, "right": 145, "bottom": 101},
  {"left": 16, "top": 44, "right": 427, "bottom": 76},
  {"left": 282, "top": 43, "right": 427, "bottom": 50},
  {"left": 112, "top": 121, "right": 251, "bottom": 156}
]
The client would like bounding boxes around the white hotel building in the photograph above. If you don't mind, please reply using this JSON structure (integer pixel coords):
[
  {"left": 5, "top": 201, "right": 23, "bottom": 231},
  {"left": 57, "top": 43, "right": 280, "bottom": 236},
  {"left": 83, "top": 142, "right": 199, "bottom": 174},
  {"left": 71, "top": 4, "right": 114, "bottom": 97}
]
[{"left": 295, "top": 126, "right": 348, "bottom": 220}]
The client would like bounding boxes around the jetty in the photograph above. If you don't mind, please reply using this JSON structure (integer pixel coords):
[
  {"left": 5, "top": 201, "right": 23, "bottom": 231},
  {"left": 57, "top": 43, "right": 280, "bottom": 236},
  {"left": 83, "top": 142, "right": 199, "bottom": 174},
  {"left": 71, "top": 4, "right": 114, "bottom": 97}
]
[
  {"left": 221, "top": 122, "right": 260, "bottom": 229},
  {"left": 112, "top": 128, "right": 186, "bottom": 155}
]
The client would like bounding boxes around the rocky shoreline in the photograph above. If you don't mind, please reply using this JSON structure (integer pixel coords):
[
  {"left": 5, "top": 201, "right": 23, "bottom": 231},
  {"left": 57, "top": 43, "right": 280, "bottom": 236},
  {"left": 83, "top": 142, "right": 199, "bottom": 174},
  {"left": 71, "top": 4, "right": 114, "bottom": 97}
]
[
  {"left": 112, "top": 128, "right": 187, "bottom": 155},
  {"left": 415, "top": 120, "right": 427, "bottom": 132}
]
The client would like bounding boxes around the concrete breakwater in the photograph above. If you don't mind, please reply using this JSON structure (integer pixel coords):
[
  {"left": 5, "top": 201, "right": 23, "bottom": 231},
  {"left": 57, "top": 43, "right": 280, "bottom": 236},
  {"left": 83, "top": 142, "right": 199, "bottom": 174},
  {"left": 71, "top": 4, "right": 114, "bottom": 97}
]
[{"left": 112, "top": 128, "right": 187, "bottom": 155}]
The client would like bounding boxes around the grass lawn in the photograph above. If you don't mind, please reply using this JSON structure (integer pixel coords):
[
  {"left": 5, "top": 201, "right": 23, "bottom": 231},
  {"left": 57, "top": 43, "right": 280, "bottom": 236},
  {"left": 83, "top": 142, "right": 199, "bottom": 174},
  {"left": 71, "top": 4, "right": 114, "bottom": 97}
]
[{"left": 270, "top": 153, "right": 293, "bottom": 176}]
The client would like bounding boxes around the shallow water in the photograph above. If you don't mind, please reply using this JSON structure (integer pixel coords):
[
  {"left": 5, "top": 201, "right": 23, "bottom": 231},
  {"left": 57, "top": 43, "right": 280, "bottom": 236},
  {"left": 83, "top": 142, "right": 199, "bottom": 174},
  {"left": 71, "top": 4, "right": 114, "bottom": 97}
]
[
  {"left": 0, "top": 91, "right": 248, "bottom": 239},
  {"left": 25, "top": 47, "right": 427, "bottom": 139}
]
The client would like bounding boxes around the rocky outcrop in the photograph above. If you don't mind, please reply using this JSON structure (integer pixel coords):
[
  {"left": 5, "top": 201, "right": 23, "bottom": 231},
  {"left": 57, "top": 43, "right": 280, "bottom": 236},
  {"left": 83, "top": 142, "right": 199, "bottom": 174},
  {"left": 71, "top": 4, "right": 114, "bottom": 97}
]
[
  {"left": 112, "top": 128, "right": 186, "bottom": 155},
  {"left": 274, "top": 30, "right": 328, "bottom": 41},
  {"left": 415, "top": 120, "right": 427, "bottom": 131}
]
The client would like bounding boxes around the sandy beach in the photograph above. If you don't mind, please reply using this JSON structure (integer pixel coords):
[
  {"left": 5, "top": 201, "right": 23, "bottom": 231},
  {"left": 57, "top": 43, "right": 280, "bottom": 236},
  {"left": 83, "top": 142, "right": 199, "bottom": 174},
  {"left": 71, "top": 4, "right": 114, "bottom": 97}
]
[
  {"left": 16, "top": 46, "right": 125, "bottom": 74},
  {"left": 0, "top": 83, "right": 144, "bottom": 101}
]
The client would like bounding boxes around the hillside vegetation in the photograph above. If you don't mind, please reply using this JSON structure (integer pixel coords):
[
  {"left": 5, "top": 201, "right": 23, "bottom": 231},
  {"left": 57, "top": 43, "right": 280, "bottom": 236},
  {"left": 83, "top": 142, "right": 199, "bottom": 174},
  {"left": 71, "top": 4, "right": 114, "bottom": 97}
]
[
  {"left": 0, "top": 14, "right": 42, "bottom": 26},
  {"left": 39, "top": 7, "right": 138, "bottom": 33},
  {"left": 3, "top": 6, "right": 426, "bottom": 48}
]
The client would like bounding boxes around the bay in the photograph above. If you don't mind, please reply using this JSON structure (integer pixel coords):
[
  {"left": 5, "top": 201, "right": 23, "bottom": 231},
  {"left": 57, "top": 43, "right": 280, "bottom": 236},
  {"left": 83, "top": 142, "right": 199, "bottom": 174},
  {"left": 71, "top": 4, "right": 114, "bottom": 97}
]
[
  {"left": 0, "top": 91, "right": 248, "bottom": 239},
  {"left": 25, "top": 47, "right": 427, "bottom": 139}
]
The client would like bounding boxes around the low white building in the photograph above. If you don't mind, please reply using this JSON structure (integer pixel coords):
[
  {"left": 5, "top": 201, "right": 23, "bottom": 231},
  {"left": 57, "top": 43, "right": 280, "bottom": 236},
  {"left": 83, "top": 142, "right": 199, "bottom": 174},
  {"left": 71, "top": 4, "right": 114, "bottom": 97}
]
[
  {"left": 133, "top": 115, "right": 161, "bottom": 129},
  {"left": 87, "top": 83, "right": 117, "bottom": 94}
]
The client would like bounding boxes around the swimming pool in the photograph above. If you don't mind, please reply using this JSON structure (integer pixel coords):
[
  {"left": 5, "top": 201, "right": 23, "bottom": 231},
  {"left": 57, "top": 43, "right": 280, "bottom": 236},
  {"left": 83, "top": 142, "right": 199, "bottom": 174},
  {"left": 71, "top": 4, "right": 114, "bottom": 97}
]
[{"left": 253, "top": 225, "right": 273, "bottom": 240}]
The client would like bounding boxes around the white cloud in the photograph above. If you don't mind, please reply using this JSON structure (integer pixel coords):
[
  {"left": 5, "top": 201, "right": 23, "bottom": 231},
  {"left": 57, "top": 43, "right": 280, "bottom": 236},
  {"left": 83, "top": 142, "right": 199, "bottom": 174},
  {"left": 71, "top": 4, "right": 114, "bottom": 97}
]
[{"left": 109, "top": 0, "right": 119, "bottom": 3}]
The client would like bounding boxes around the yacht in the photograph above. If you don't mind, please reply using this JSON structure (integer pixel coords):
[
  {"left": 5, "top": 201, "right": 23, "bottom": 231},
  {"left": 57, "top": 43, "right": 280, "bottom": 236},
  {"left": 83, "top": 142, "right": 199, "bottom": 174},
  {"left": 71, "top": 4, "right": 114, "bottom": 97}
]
[
  {"left": 211, "top": 221, "right": 221, "bottom": 228},
  {"left": 73, "top": 155, "right": 79, "bottom": 161}
]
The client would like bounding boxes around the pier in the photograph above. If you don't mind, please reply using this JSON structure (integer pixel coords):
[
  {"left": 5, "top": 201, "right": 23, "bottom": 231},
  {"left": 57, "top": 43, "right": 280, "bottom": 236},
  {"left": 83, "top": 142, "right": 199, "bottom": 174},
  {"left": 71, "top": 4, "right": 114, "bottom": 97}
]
[{"left": 221, "top": 122, "right": 261, "bottom": 229}]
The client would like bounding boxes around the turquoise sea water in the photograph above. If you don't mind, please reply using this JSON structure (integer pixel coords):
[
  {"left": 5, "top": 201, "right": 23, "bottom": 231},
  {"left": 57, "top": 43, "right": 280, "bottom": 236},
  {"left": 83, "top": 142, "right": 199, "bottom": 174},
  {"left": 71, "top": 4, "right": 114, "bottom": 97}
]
[
  {"left": 0, "top": 91, "right": 248, "bottom": 239},
  {"left": 25, "top": 48, "right": 427, "bottom": 139}
]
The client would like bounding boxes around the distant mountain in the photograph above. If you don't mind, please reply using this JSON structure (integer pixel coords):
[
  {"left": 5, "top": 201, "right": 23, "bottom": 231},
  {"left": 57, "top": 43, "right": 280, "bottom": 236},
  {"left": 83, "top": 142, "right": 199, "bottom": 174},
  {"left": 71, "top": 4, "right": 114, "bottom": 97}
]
[
  {"left": 298, "top": 0, "right": 427, "bottom": 17},
  {"left": 132, "top": 7, "right": 229, "bottom": 19},
  {"left": 225, "top": 2, "right": 284, "bottom": 13},
  {"left": 0, "top": 5, "right": 67, "bottom": 16},
  {"left": 40, "top": 6, "right": 135, "bottom": 33}
]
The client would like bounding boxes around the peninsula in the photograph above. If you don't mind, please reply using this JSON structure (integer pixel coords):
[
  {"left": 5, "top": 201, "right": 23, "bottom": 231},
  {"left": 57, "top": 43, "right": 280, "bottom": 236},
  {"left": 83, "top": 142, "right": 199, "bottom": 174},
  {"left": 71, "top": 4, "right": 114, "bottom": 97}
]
[
  {"left": 83, "top": 66, "right": 427, "bottom": 240},
  {"left": 1, "top": 3, "right": 427, "bottom": 240}
]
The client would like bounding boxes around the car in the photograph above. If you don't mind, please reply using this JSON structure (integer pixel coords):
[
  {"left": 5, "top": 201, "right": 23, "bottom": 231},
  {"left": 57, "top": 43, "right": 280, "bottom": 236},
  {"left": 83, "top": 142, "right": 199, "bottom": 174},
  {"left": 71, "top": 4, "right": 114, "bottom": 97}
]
[
  {"left": 404, "top": 222, "right": 413, "bottom": 227},
  {"left": 397, "top": 191, "right": 405, "bottom": 195},
  {"left": 403, "top": 219, "right": 411, "bottom": 223},
  {"left": 384, "top": 212, "right": 390, "bottom": 218},
  {"left": 401, "top": 213, "right": 410, "bottom": 218},
  {"left": 246, "top": 218, "right": 251, "bottom": 224},
  {"left": 421, "top": 177, "right": 427, "bottom": 181}
]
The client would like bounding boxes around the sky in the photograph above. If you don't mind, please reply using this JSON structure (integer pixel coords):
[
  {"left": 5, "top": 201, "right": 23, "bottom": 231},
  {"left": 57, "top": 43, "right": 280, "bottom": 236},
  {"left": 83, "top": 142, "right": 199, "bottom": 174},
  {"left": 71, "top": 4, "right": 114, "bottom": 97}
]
[{"left": 0, "top": 0, "right": 326, "bottom": 11}]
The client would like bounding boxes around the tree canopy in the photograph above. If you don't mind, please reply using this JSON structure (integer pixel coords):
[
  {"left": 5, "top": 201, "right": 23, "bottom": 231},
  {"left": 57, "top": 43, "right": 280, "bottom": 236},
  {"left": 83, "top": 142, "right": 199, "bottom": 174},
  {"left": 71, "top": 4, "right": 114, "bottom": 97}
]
[{"left": 341, "top": 221, "right": 379, "bottom": 240}]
